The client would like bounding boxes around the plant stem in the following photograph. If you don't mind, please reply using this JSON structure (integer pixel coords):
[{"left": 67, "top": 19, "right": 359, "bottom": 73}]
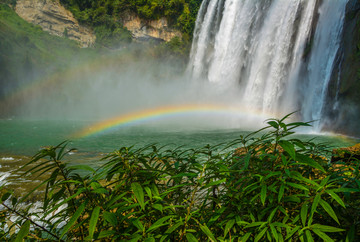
[{"left": 1, "top": 202, "right": 62, "bottom": 241}]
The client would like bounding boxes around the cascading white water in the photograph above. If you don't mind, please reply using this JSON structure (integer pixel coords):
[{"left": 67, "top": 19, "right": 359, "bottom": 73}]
[{"left": 188, "top": 0, "right": 348, "bottom": 130}]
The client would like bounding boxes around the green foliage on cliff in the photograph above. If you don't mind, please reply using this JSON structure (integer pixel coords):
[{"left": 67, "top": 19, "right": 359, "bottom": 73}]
[
  {"left": 1, "top": 115, "right": 360, "bottom": 241},
  {"left": 60, "top": 0, "right": 203, "bottom": 46}
]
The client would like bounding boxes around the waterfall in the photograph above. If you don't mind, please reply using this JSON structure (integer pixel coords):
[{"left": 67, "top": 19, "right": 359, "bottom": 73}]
[{"left": 188, "top": 0, "right": 348, "bottom": 130}]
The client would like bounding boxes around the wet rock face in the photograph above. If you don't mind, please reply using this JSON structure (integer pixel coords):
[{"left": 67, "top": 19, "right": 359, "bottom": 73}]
[
  {"left": 15, "top": 0, "right": 95, "bottom": 47},
  {"left": 120, "top": 11, "right": 182, "bottom": 42},
  {"left": 323, "top": 0, "right": 360, "bottom": 137}
]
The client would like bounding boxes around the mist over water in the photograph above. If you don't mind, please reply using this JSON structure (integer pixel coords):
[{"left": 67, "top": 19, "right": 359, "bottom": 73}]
[{"left": 1, "top": 48, "right": 267, "bottom": 131}]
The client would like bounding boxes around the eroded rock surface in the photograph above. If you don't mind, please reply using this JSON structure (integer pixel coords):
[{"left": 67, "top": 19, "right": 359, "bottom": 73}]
[
  {"left": 15, "top": 0, "right": 95, "bottom": 47},
  {"left": 120, "top": 12, "right": 182, "bottom": 42}
]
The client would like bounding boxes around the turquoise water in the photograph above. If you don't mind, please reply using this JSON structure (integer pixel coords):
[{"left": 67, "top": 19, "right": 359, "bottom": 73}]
[
  {"left": 0, "top": 119, "right": 358, "bottom": 188},
  {"left": 0, "top": 119, "right": 358, "bottom": 159}
]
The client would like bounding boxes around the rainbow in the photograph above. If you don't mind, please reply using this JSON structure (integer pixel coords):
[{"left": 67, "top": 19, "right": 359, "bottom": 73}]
[{"left": 72, "top": 104, "right": 268, "bottom": 138}]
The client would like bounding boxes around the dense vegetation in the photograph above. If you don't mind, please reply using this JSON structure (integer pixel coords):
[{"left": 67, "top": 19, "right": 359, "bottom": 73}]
[
  {"left": 1, "top": 115, "right": 359, "bottom": 241},
  {"left": 59, "top": 0, "right": 203, "bottom": 48}
]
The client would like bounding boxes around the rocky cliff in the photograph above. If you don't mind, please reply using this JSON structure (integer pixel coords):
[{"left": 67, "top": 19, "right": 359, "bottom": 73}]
[
  {"left": 15, "top": 0, "right": 95, "bottom": 47},
  {"left": 14, "top": 0, "right": 182, "bottom": 46},
  {"left": 323, "top": 0, "right": 360, "bottom": 137},
  {"left": 120, "top": 11, "right": 182, "bottom": 42}
]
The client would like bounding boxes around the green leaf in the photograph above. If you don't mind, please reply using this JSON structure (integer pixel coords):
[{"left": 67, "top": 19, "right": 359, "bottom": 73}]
[
  {"left": 305, "top": 230, "right": 314, "bottom": 242},
  {"left": 312, "top": 229, "right": 334, "bottom": 242},
  {"left": 270, "top": 223, "right": 279, "bottom": 242},
  {"left": 152, "top": 203, "right": 163, "bottom": 212},
  {"left": 331, "top": 188, "right": 359, "bottom": 193},
  {"left": 255, "top": 227, "right": 268, "bottom": 242},
  {"left": 301, "top": 203, "right": 308, "bottom": 227},
  {"left": 292, "top": 172, "right": 320, "bottom": 188},
  {"left": 93, "top": 188, "right": 109, "bottom": 194},
  {"left": 241, "top": 232, "right": 252, "bottom": 242},
  {"left": 147, "top": 216, "right": 172, "bottom": 233},
  {"left": 319, "top": 176, "right": 330, "bottom": 188},
  {"left": 308, "top": 194, "right": 321, "bottom": 226},
  {"left": 89, "top": 206, "right": 101, "bottom": 240},
  {"left": 224, "top": 219, "right": 235, "bottom": 237},
  {"left": 131, "top": 182, "right": 145, "bottom": 210},
  {"left": 161, "top": 221, "right": 184, "bottom": 242},
  {"left": 319, "top": 199, "right": 339, "bottom": 224},
  {"left": 132, "top": 219, "right": 145, "bottom": 232},
  {"left": 278, "top": 184, "right": 285, "bottom": 203},
  {"left": 246, "top": 222, "right": 266, "bottom": 228},
  {"left": 279, "top": 140, "right": 296, "bottom": 160},
  {"left": 1, "top": 191, "right": 11, "bottom": 202},
  {"left": 103, "top": 211, "right": 117, "bottom": 226},
  {"left": 326, "top": 190, "right": 345, "bottom": 208},
  {"left": 267, "top": 120, "right": 279, "bottom": 129},
  {"left": 268, "top": 207, "right": 278, "bottom": 223},
  {"left": 97, "top": 230, "right": 116, "bottom": 239},
  {"left": 205, "top": 178, "right": 226, "bottom": 187},
  {"left": 15, "top": 220, "right": 30, "bottom": 242},
  {"left": 200, "top": 223, "right": 217, "bottom": 242},
  {"left": 296, "top": 154, "right": 325, "bottom": 173},
  {"left": 285, "top": 226, "right": 300, "bottom": 240},
  {"left": 145, "top": 187, "right": 152, "bottom": 200},
  {"left": 287, "top": 182, "right": 309, "bottom": 191},
  {"left": 69, "top": 164, "right": 95, "bottom": 173},
  {"left": 130, "top": 234, "right": 142, "bottom": 242},
  {"left": 60, "top": 202, "right": 86, "bottom": 239},
  {"left": 261, "top": 184, "right": 267, "bottom": 206},
  {"left": 311, "top": 224, "right": 345, "bottom": 232},
  {"left": 186, "top": 233, "right": 199, "bottom": 242}
]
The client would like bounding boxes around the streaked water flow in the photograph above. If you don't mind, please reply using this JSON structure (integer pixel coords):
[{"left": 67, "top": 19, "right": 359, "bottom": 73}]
[{"left": 188, "top": 0, "right": 348, "bottom": 131}]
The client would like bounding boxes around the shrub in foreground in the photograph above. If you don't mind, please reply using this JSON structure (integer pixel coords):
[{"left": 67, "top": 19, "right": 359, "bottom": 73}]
[{"left": 1, "top": 114, "right": 360, "bottom": 241}]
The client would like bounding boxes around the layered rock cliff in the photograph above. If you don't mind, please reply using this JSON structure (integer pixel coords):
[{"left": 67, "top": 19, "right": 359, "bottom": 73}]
[
  {"left": 14, "top": 0, "right": 182, "bottom": 46},
  {"left": 15, "top": 0, "right": 95, "bottom": 47},
  {"left": 120, "top": 11, "right": 182, "bottom": 42}
]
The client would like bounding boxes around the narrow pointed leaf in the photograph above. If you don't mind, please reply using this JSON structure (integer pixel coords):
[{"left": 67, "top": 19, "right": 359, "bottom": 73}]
[
  {"left": 131, "top": 182, "right": 145, "bottom": 210},
  {"left": 270, "top": 223, "right": 279, "bottom": 242},
  {"left": 296, "top": 154, "right": 325, "bottom": 173},
  {"left": 186, "top": 233, "right": 199, "bottom": 242},
  {"left": 15, "top": 220, "right": 30, "bottom": 242},
  {"left": 278, "top": 184, "right": 285, "bottom": 203},
  {"left": 312, "top": 229, "right": 334, "bottom": 242},
  {"left": 326, "top": 190, "right": 345, "bottom": 208},
  {"left": 279, "top": 140, "right": 296, "bottom": 160},
  {"left": 224, "top": 219, "right": 235, "bottom": 236},
  {"left": 60, "top": 202, "right": 86, "bottom": 239},
  {"left": 319, "top": 199, "right": 339, "bottom": 224},
  {"left": 261, "top": 184, "right": 267, "bottom": 206},
  {"left": 200, "top": 223, "right": 217, "bottom": 242},
  {"left": 287, "top": 182, "right": 309, "bottom": 191},
  {"left": 89, "top": 206, "right": 101, "bottom": 240},
  {"left": 147, "top": 216, "right": 172, "bottom": 233},
  {"left": 305, "top": 230, "right": 314, "bottom": 242},
  {"left": 255, "top": 227, "right": 268, "bottom": 242},
  {"left": 103, "top": 211, "right": 117, "bottom": 226},
  {"left": 311, "top": 224, "right": 345, "bottom": 232},
  {"left": 308, "top": 194, "right": 321, "bottom": 226},
  {"left": 301, "top": 203, "right": 308, "bottom": 227}
]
